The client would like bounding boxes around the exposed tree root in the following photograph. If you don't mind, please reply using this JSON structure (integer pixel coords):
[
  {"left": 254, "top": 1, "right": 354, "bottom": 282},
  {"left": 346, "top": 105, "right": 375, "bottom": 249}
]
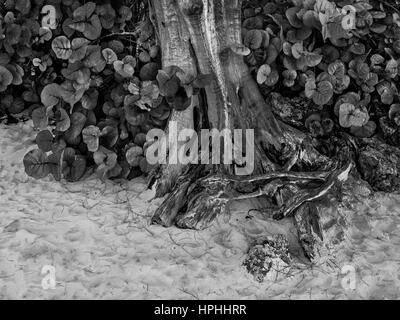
[{"left": 148, "top": 0, "right": 368, "bottom": 264}]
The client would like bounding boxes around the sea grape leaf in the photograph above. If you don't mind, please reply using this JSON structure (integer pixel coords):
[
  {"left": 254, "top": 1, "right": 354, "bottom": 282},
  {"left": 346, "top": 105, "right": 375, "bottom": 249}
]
[
  {"left": 93, "top": 147, "right": 118, "bottom": 179},
  {"left": 96, "top": 3, "right": 116, "bottom": 30},
  {"left": 265, "top": 69, "right": 279, "bottom": 87},
  {"left": 73, "top": 2, "right": 96, "bottom": 19},
  {"left": 339, "top": 103, "right": 370, "bottom": 128},
  {"left": 61, "top": 148, "right": 87, "bottom": 182},
  {"left": 36, "top": 130, "right": 53, "bottom": 152},
  {"left": 291, "top": 42, "right": 304, "bottom": 59},
  {"left": 304, "top": 52, "right": 323, "bottom": 67},
  {"left": 82, "top": 125, "right": 101, "bottom": 152},
  {"left": 48, "top": 151, "right": 63, "bottom": 181},
  {"left": 306, "top": 77, "right": 333, "bottom": 106},
  {"left": 101, "top": 126, "right": 119, "bottom": 148},
  {"left": 286, "top": 7, "right": 303, "bottom": 28},
  {"left": 256, "top": 64, "right": 271, "bottom": 84},
  {"left": 60, "top": 81, "right": 87, "bottom": 108},
  {"left": 126, "top": 146, "right": 144, "bottom": 167},
  {"left": 32, "top": 107, "right": 48, "bottom": 130},
  {"left": 125, "top": 105, "right": 147, "bottom": 126},
  {"left": 52, "top": 36, "right": 72, "bottom": 60},
  {"left": 55, "top": 108, "right": 71, "bottom": 132},
  {"left": 84, "top": 45, "right": 106, "bottom": 72},
  {"left": 41, "top": 83, "right": 63, "bottom": 108},
  {"left": 4, "top": 64, "right": 24, "bottom": 86},
  {"left": 70, "top": 156, "right": 88, "bottom": 182},
  {"left": 38, "top": 27, "right": 52, "bottom": 43},
  {"left": 23, "top": 149, "right": 50, "bottom": 179},
  {"left": 69, "top": 38, "right": 90, "bottom": 63},
  {"left": 0, "top": 66, "right": 13, "bottom": 92},
  {"left": 140, "top": 62, "right": 159, "bottom": 81},
  {"left": 265, "top": 44, "right": 279, "bottom": 64},
  {"left": 157, "top": 70, "right": 181, "bottom": 97},
  {"left": 66, "top": 112, "right": 87, "bottom": 139},
  {"left": 81, "top": 89, "right": 99, "bottom": 110},
  {"left": 114, "top": 56, "right": 137, "bottom": 79},
  {"left": 102, "top": 48, "right": 117, "bottom": 64},
  {"left": 244, "top": 30, "right": 263, "bottom": 50},
  {"left": 385, "top": 59, "right": 399, "bottom": 79}
]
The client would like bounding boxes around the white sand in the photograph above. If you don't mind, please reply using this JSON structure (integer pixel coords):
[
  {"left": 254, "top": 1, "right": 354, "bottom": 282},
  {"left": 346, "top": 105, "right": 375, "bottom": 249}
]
[{"left": 0, "top": 122, "right": 399, "bottom": 300}]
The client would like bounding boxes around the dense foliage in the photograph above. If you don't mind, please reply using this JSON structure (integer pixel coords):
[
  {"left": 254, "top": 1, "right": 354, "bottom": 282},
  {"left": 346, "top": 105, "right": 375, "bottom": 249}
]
[
  {"left": 242, "top": 0, "right": 400, "bottom": 149},
  {"left": 0, "top": 0, "right": 175, "bottom": 181},
  {"left": 1, "top": 0, "right": 400, "bottom": 183}
]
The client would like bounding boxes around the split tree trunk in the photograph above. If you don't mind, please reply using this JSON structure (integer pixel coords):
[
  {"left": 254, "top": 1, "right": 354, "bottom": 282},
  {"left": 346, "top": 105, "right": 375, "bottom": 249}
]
[{"left": 148, "top": 0, "right": 348, "bottom": 234}]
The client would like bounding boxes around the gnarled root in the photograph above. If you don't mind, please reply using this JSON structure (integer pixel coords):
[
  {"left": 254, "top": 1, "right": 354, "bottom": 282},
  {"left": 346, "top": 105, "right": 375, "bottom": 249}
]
[
  {"left": 152, "top": 162, "right": 353, "bottom": 230},
  {"left": 148, "top": 0, "right": 360, "bottom": 269}
]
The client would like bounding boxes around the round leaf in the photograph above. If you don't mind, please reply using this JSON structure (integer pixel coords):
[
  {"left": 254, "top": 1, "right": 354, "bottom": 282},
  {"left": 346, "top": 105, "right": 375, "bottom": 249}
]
[
  {"left": 36, "top": 130, "right": 54, "bottom": 152},
  {"left": 55, "top": 108, "right": 71, "bottom": 132},
  {"left": 157, "top": 71, "right": 180, "bottom": 97},
  {"left": 67, "top": 112, "right": 87, "bottom": 139},
  {"left": 32, "top": 107, "right": 48, "bottom": 130},
  {"left": 102, "top": 48, "right": 117, "bottom": 64},
  {"left": 69, "top": 38, "right": 90, "bottom": 63},
  {"left": 304, "top": 52, "right": 323, "bottom": 67},
  {"left": 82, "top": 125, "right": 101, "bottom": 152},
  {"left": 286, "top": 7, "right": 303, "bottom": 28},
  {"left": 126, "top": 146, "right": 144, "bottom": 167},
  {"left": 291, "top": 42, "right": 304, "bottom": 59},
  {"left": 23, "top": 149, "right": 50, "bottom": 179},
  {"left": 256, "top": 64, "right": 271, "bottom": 84},
  {"left": 264, "top": 69, "right": 279, "bottom": 87},
  {"left": 52, "top": 36, "right": 72, "bottom": 60},
  {"left": 0, "top": 66, "right": 13, "bottom": 92},
  {"left": 140, "top": 62, "right": 159, "bottom": 81},
  {"left": 81, "top": 89, "right": 99, "bottom": 110},
  {"left": 69, "top": 156, "right": 87, "bottom": 182},
  {"left": 41, "top": 83, "right": 63, "bottom": 108},
  {"left": 312, "top": 80, "right": 333, "bottom": 106},
  {"left": 101, "top": 126, "right": 119, "bottom": 148},
  {"left": 339, "top": 103, "right": 370, "bottom": 128},
  {"left": 244, "top": 30, "right": 263, "bottom": 50}
]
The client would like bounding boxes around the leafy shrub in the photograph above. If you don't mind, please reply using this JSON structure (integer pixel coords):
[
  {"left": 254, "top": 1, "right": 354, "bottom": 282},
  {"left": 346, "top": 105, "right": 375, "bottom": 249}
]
[
  {"left": 4, "top": 0, "right": 400, "bottom": 182},
  {"left": 0, "top": 1, "right": 213, "bottom": 182},
  {"left": 0, "top": 0, "right": 171, "bottom": 181},
  {"left": 241, "top": 0, "right": 400, "bottom": 146}
]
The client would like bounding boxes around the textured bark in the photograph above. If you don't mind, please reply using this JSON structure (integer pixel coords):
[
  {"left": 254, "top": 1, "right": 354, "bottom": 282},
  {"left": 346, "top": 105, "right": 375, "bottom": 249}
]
[
  {"left": 293, "top": 203, "right": 324, "bottom": 262},
  {"left": 149, "top": 0, "right": 350, "bottom": 236},
  {"left": 149, "top": 0, "right": 197, "bottom": 197}
]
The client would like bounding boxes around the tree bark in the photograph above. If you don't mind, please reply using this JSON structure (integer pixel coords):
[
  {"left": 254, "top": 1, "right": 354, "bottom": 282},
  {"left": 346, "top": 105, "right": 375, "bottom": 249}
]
[{"left": 149, "top": 0, "right": 350, "bottom": 238}]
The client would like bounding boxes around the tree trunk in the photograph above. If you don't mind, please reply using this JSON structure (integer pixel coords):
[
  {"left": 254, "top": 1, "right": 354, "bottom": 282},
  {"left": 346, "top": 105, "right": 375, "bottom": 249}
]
[{"left": 148, "top": 0, "right": 351, "bottom": 245}]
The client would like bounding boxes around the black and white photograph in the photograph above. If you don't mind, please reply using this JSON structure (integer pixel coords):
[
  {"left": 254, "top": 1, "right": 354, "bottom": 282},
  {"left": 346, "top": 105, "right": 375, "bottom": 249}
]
[{"left": 0, "top": 0, "right": 400, "bottom": 304}]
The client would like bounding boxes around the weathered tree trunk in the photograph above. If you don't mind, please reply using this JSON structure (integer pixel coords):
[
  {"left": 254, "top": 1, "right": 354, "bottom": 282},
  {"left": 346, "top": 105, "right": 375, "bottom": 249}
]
[{"left": 148, "top": 0, "right": 351, "bottom": 246}]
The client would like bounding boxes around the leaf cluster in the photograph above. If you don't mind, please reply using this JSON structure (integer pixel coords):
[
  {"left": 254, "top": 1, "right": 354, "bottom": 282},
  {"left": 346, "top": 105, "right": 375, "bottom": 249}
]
[{"left": 242, "top": 0, "right": 400, "bottom": 140}]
